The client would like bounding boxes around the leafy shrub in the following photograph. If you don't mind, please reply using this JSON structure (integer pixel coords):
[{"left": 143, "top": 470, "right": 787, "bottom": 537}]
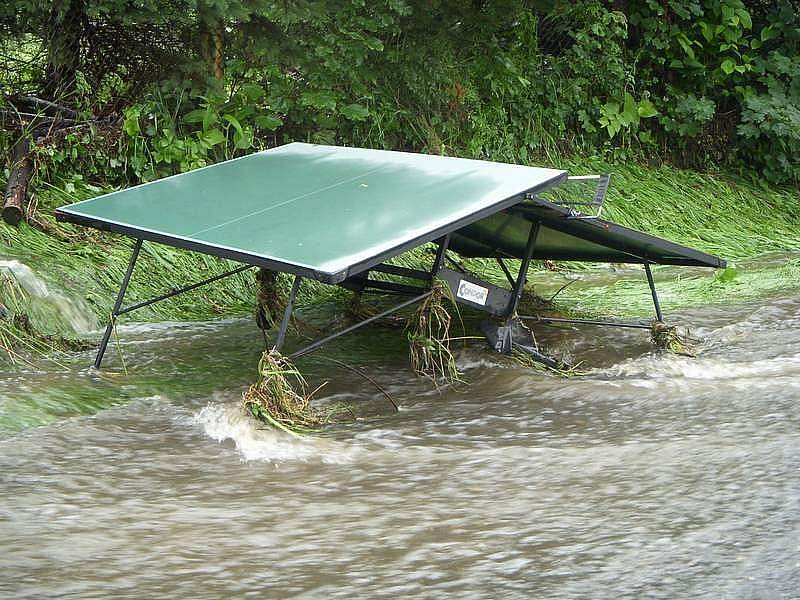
[
  {"left": 2, "top": 0, "right": 799, "bottom": 186},
  {"left": 737, "top": 52, "right": 800, "bottom": 184}
]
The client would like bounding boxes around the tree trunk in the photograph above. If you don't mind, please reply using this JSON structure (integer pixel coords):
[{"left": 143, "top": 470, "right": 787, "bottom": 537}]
[
  {"left": 44, "top": 0, "right": 86, "bottom": 98},
  {"left": 214, "top": 20, "right": 225, "bottom": 80},
  {"left": 3, "top": 138, "right": 33, "bottom": 226},
  {"left": 200, "top": 29, "right": 212, "bottom": 69}
]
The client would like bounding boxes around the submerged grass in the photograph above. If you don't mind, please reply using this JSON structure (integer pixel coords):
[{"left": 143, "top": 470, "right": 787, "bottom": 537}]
[
  {"left": 0, "top": 266, "right": 94, "bottom": 364},
  {"left": 254, "top": 268, "right": 285, "bottom": 330},
  {"left": 552, "top": 258, "right": 800, "bottom": 319}
]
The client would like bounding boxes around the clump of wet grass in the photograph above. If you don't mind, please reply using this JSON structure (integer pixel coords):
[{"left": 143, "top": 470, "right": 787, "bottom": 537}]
[
  {"left": 254, "top": 268, "right": 285, "bottom": 330},
  {"left": 407, "top": 280, "right": 461, "bottom": 384},
  {"left": 510, "top": 348, "right": 588, "bottom": 377},
  {"left": 650, "top": 321, "right": 696, "bottom": 357},
  {"left": 0, "top": 319, "right": 59, "bottom": 367},
  {"left": 242, "top": 349, "right": 327, "bottom": 436}
]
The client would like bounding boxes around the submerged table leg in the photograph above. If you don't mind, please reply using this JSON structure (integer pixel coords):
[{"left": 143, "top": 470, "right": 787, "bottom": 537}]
[
  {"left": 273, "top": 275, "right": 302, "bottom": 352},
  {"left": 477, "top": 221, "right": 543, "bottom": 355},
  {"left": 431, "top": 234, "right": 451, "bottom": 276},
  {"left": 505, "top": 221, "right": 541, "bottom": 319},
  {"left": 644, "top": 262, "right": 664, "bottom": 322},
  {"left": 94, "top": 238, "right": 142, "bottom": 369}
]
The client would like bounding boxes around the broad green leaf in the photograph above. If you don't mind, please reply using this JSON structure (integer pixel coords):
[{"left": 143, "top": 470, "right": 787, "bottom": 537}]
[
  {"left": 715, "top": 267, "right": 738, "bottom": 283},
  {"left": 698, "top": 21, "right": 713, "bottom": 42},
  {"left": 622, "top": 93, "right": 639, "bottom": 123},
  {"left": 234, "top": 127, "right": 254, "bottom": 149},
  {"left": 123, "top": 107, "right": 141, "bottom": 137},
  {"left": 676, "top": 34, "right": 695, "bottom": 60},
  {"left": 254, "top": 115, "right": 283, "bottom": 130},
  {"left": 183, "top": 109, "right": 206, "bottom": 124},
  {"left": 223, "top": 114, "right": 244, "bottom": 136},
  {"left": 721, "top": 5, "right": 735, "bottom": 22},
  {"left": 340, "top": 103, "right": 370, "bottom": 121},
  {"left": 364, "top": 36, "right": 384, "bottom": 51},
  {"left": 721, "top": 59, "right": 736, "bottom": 74},
  {"left": 300, "top": 91, "right": 337, "bottom": 111},
  {"left": 637, "top": 99, "right": 658, "bottom": 118},
  {"left": 601, "top": 102, "right": 620, "bottom": 115},
  {"left": 197, "top": 128, "right": 226, "bottom": 147},
  {"left": 736, "top": 9, "right": 752, "bottom": 29},
  {"left": 239, "top": 83, "right": 265, "bottom": 101},
  {"left": 202, "top": 109, "right": 218, "bottom": 132}
]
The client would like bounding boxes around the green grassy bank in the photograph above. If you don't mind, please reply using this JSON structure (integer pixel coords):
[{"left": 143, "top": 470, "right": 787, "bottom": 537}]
[{"left": 1, "top": 158, "right": 799, "bottom": 362}]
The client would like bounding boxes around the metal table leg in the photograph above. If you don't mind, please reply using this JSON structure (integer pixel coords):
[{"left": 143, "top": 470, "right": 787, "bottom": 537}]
[
  {"left": 644, "top": 262, "right": 664, "bottom": 322},
  {"left": 94, "top": 238, "right": 142, "bottom": 369},
  {"left": 274, "top": 275, "right": 302, "bottom": 352}
]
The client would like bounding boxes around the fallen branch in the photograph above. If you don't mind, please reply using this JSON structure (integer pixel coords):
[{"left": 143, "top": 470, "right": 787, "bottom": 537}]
[
  {"left": 3, "top": 137, "right": 32, "bottom": 226},
  {"left": 20, "top": 95, "right": 79, "bottom": 120}
]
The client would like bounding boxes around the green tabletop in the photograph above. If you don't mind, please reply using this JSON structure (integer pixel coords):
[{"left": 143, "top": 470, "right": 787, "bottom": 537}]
[{"left": 56, "top": 143, "right": 566, "bottom": 282}]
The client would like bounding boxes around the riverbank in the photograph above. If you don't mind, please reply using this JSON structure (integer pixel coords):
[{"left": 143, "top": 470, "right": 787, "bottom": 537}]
[{"left": 1, "top": 157, "right": 799, "bottom": 361}]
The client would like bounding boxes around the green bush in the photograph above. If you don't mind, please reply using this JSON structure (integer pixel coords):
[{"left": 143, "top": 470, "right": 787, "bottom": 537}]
[{"left": 1, "top": 0, "right": 799, "bottom": 186}]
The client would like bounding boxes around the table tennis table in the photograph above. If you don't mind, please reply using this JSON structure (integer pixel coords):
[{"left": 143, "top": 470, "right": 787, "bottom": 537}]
[{"left": 55, "top": 143, "right": 725, "bottom": 368}]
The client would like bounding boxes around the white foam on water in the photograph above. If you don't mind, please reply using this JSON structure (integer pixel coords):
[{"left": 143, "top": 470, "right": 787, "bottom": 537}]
[
  {"left": 0, "top": 259, "right": 98, "bottom": 334},
  {"left": 604, "top": 352, "right": 800, "bottom": 381},
  {"left": 455, "top": 348, "right": 505, "bottom": 371},
  {"left": 0, "top": 259, "right": 48, "bottom": 296},
  {"left": 192, "top": 396, "right": 362, "bottom": 464}
]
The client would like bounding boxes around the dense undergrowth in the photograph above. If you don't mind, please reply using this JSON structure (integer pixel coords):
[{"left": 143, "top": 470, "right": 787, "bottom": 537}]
[{"left": 2, "top": 1, "right": 800, "bottom": 185}]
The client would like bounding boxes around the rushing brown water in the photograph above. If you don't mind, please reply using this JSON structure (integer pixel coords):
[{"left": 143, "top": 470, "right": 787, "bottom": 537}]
[{"left": 1, "top": 291, "right": 799, "bottom": 598}]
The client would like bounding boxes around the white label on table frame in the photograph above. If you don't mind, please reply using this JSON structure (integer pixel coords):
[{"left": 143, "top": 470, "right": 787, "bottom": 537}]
[{"left": 456, "top": 279, "right": 489, "bottom": 306}]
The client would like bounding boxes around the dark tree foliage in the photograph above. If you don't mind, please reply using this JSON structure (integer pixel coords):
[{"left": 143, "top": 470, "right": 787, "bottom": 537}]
[{"left": 1, "top": 0, "right": 798, "bottom": 185}]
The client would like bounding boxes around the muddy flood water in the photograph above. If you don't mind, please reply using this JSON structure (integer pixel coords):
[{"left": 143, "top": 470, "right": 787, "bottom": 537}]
[{"left": 1, "top": 288, "right": 799, "bottom": 598}]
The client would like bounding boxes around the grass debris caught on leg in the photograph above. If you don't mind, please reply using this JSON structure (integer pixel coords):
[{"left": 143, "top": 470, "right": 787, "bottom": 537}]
[
  {"left": 242, "top": 348, "right": 326, "bottom": 436},
  {"left": 406, "top": 279, "right": 462, "bottom": 385},
  {"left": 651, "top": 321, "right": 696, "bottom": 357}
]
